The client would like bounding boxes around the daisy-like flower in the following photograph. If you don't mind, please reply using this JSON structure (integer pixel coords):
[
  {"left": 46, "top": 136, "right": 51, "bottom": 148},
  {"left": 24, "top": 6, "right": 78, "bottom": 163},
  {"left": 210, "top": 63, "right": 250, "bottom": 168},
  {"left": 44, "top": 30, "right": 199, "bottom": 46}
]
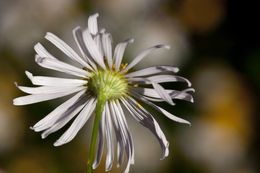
[{"left": 13, "top": 13, "right": 194, "bottom": 173}]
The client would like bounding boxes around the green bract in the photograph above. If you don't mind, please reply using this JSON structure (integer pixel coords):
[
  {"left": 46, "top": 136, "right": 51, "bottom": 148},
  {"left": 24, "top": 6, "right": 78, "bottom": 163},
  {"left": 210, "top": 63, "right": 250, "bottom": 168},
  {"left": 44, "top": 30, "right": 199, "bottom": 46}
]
[{"left": 88, "top": 70, "right": 128, "bottom": 100}]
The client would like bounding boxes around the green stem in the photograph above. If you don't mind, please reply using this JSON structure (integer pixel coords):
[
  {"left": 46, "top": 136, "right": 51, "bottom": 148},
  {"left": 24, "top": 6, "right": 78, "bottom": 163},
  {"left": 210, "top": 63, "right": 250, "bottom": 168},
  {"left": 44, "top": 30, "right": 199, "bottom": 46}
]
[{"left": 87, "top": 95, "right": 107, "bottom": 173}]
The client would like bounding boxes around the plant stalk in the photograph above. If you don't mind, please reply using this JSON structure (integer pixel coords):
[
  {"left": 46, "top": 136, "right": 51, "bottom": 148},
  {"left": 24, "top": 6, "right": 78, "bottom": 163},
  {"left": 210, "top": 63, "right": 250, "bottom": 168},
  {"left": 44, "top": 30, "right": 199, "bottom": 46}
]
[{"left": 87, "top": 95, "right": 106, "bottom": 173}]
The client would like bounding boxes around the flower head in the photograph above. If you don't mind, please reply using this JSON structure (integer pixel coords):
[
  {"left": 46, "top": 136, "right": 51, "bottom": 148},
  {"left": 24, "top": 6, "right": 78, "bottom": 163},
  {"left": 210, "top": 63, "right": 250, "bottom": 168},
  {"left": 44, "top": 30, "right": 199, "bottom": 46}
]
[{"left": 13, "top": 13, "right": 194, "bottom": 173}]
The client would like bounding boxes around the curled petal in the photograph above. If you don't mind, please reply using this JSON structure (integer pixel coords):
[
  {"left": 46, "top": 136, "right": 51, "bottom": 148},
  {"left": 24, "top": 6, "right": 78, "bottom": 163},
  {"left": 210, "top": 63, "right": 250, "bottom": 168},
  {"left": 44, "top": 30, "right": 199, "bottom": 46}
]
[
  {"left": 152, "top": 82, "right": 175, "bottom": 105},
  {"left": 131, "top": 92, "right": 191, "bottom": 125},
  {"left": 127, "top": 75, "right": 191, "bottom": 87},
  {"left": 121, "top": 97, "right": 169, "bottom": 160},
  {"left": 131, "top": 87, "right": 194, "bottom": 103},
  {"left": 148, "top": 75, "right": 192, "bottom": 87}
]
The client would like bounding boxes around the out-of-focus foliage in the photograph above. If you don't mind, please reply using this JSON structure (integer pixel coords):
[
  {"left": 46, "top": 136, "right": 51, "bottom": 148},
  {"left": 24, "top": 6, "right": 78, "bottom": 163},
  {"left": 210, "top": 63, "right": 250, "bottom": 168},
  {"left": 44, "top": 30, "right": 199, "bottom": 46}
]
[{"left": 0, "top": 0, "right": 259, "bottom": 173}]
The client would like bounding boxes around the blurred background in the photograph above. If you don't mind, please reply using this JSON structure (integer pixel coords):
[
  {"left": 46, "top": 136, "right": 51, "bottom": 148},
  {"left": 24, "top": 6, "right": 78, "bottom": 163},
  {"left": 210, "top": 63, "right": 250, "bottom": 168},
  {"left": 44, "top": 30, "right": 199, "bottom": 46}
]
[{"left": 0, "top": 0, "right": 259, "bottom": 173}]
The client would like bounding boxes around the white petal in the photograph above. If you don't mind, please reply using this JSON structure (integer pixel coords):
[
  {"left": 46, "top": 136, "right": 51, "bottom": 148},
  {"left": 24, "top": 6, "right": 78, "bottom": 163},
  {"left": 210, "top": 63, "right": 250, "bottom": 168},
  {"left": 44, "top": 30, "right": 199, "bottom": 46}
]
[
  {"left": 82, "top": 29, "right": 106, "bottom": 69},
  {"left": 73, "top": 27, "right": 88, "bottom": 58},
  {"left": 93, "top": 106, "right": 106, "bottom": 169},
  {"left": 13, "top": 87, "right": 84, "bottom": 106},
  {"left": 171, "top": 88, "right": 195, "bottom": 102},
  {"left": 132, "top": 93, "right": 191, "bottom": 125},
  {"left": 114, "top": 38, "right": 134, "bottom": 72},
  {"left": 139, "top": 93, "right": 194, "bottom": 103},
  {"left": 115, "top": 100, "right": 134, "bottom": 165},
  {"left": 45, "top": 32, "right": 91, "bottom": 68},
  {"left": 88, "top": 13, "right": 99, "bottom": 35},
  {"left": 73, "top": 26, "right": 96, "bottom": 70},
  {"left": 148, "top": 75, "right": 192, "bottom": 87},
  {"left": 104, "top": 102, "right": 115, "bottom": 171},
  {"left": 15, "top": 83, "right": 85, "bottom": 95},
  {"left": 111, "top": 100, "right": 134, "bottom": 171},
  {"left": 152, "top": 82, "right": 175, "bottom": 105},
  {"left": 34, "top": 43, "right": 56, "bottom": 59},
  {"left": 32, "top": 90, "right": 86, "bottom": 132},
  {"left": 125, "top": 65, "right": 179, "bottom": 78},
  {"left": 25, "top": 71, "right": 87, "bottom": 86},
  {"left": 131, "top": 87, "right": 169, "bottom": 98},
  {"left": 122, "top": 97, "right": 169, "bottom": 160},
  {"left": 127, "top": 75, "right": 191, "bottom": 87},
  {"left": 102, "top": 33, "right": 113, "bottom": 69},
  {"left": 94, "top": 34, "right": 103, "bottom": 57},
  {"left": 111, "top": 101, "right": 127, "bottom": 145},
  {"left": 121, "top": 44, "right": 170, "bottom": 73},
  {"left": 41, "top": 95, "right": 88, "bottom": 138},
  {"left": 109, "top": 101, "right": 125, "bottom": 167},
  {"left": 35, "top": 55, "right": 90, "bottom": 77},
  {"left": 54, "top": 98, "right": 96, "bottom": 146},
  {"left": 151, "top": 103, "right": 191, "bottom": 125},
  {"left": 100, "top": 28, "right": 106, "bottom": 34},
  {"left": 131, "top": 87, "right": 194, "bottom": 102}
]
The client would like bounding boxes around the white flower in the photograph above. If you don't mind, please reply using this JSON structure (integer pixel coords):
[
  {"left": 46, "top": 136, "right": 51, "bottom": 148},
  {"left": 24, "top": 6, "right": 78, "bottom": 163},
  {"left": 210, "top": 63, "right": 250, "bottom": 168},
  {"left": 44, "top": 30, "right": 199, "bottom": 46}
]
[{"left": 13, "top": 13, "right": 194, "bottom": 173}]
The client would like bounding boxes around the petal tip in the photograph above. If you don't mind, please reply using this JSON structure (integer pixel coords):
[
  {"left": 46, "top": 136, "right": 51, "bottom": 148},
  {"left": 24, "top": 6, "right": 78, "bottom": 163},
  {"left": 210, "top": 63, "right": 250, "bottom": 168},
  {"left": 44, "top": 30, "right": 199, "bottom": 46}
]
[
  {"left": 128, "top": 38, "right": 134, "bottom": 43},
  {"left": 100, "top": 28, "right": 106, "bottom": 33},
  {"left": 41, "top": 134, "right": 47, "bottom": 139},
  {"left": 34, "top": 42, "right": 41, "bottom": 49},
  {"left": 165, "top": 45, "right": 171, "bottom": 49},
  {"left": 73, "top": 26, "right": 81, "bottom": 33},
  {"left": 160, "top": 148, "right": 169, "bottom": 160},
  {"left": 174, "top": 68, "right": 180, "bottom": 73},
  {"left": 53, "top": 141, "right": 62, "bottom": 147},
  {"left": 25, "top": 71, "right": 32, "bottom": 77},
  {"left": 12, "top": 99, "right": 17, "bottom": 105},
  {"left": 92, "top": 13, "right": 99, "bottom": 17},
  {"left": 35, "top": 55, "right": 45, "bottom": 63}
]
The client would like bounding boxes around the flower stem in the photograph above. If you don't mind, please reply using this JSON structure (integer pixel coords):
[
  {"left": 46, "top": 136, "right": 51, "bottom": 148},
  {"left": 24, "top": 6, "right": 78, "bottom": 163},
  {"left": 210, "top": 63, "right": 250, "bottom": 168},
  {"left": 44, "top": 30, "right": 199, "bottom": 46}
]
[{"left": 87, "top": 95, "right": 106, "bottom": 173}]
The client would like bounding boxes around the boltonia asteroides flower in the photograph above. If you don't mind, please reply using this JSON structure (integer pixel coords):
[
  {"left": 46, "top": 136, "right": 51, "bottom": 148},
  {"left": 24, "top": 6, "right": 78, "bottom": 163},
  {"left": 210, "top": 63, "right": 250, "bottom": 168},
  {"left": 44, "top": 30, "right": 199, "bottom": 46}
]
[{"left": 13, "top": 13, "right": 194, "bottom": 173}]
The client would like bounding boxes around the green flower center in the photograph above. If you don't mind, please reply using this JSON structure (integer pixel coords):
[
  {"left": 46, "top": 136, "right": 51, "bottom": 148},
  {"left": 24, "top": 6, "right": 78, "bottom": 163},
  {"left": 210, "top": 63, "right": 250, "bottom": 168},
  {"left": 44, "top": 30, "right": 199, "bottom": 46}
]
[{"left": 88, "top": 70, "right": 128, "bottom": 100}]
